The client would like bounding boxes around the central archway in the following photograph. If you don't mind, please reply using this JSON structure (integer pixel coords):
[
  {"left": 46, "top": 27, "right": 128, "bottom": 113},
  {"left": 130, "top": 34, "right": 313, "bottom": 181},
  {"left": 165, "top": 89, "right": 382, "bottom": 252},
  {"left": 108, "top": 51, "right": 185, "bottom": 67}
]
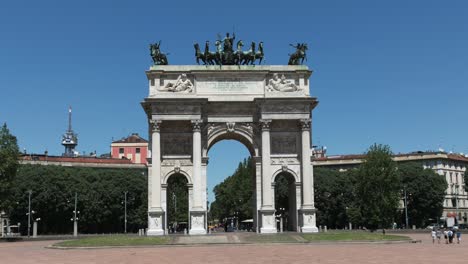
[{"left": 202, "top": 122, "right": 261, "bottom": 231}]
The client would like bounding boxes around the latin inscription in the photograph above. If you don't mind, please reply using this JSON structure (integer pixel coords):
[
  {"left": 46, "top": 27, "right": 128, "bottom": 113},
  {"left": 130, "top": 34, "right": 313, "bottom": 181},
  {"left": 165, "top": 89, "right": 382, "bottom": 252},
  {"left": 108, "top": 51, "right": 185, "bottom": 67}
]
[{"left": 197, "top": 78, "right": 263, "bottom": 94}]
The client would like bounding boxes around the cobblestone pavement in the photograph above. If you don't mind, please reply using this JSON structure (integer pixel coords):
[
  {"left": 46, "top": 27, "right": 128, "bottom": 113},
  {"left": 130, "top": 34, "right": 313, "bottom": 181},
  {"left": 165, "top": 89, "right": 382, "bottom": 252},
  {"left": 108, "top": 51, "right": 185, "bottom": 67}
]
[{"left": 1, "top": 233, "right": 467, "bottom": 264}]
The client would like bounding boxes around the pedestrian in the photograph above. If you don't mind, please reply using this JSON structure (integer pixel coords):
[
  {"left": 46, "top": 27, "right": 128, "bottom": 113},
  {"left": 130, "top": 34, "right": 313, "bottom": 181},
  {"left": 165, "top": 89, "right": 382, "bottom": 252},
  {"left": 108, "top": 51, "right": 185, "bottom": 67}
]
[
  {"left": 431, "top": 228, "right": 436, "bottom": 244},
  {"left": 448, "top": 229, "right": 454, "bottom": 244},
  {"left": 456, "top": 229, "right": 461, "bottom": 244},
  {"left": 436, "top": 229, "right": 442, "bottom": 244}
]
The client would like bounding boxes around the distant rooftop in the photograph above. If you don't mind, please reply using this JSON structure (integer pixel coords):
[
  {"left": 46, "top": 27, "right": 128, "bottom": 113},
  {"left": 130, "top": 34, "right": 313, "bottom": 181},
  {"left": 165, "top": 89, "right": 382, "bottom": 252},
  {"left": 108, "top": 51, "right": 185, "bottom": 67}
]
[
  {"left": 313, "top": 151, "right": 468, "bottom": 163},
  {"left": 19, "top": 153, "right": 146, "bottom": 169},
  {"left": 112, "top": 133, "right": 148, "bottom": 144}
]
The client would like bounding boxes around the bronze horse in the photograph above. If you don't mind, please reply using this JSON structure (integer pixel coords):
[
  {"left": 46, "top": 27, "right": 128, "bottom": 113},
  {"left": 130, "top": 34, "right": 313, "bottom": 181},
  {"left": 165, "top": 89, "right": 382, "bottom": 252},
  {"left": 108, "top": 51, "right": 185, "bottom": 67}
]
[
  {"left": 288, "top": 43, "right": 308, "bottom": 65},
  {"left": 194, "top": 35, "right": 264, "bottom": 65},
  {"left": 150, "top": 41, "right": 168, "bottom": 65}
]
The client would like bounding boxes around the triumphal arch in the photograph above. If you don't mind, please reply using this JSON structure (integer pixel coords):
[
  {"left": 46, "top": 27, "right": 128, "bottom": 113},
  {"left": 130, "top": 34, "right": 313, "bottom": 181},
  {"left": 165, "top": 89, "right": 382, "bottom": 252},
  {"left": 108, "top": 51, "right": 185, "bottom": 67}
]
[{"left": 142, "top": 64, "right": 319, "bottom": 235}]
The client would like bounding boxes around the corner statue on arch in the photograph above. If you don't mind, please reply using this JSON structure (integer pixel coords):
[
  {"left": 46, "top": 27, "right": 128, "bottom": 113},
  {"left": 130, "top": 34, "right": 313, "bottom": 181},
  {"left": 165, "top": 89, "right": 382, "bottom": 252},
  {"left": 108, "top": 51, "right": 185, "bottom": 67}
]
[{"left": 142, "top": 34, "right": 318, "bottom": 236}]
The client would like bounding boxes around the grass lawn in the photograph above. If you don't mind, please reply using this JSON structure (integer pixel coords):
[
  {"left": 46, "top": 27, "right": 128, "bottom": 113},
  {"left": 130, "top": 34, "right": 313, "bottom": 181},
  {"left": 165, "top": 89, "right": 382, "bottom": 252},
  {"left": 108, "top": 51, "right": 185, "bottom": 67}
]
[
  {"left": 54, "top": 235, "right": 171, "bottom": 247},
  {"left": 301, "top": 231, "right": 411, "bottom": 242}
]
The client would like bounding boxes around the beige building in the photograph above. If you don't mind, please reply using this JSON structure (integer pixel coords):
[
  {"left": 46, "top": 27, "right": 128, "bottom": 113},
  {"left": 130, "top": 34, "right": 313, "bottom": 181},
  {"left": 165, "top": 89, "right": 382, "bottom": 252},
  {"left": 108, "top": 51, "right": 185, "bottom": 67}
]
[{"left": 312, "top": 150, "right": 468, "bottom": 224}]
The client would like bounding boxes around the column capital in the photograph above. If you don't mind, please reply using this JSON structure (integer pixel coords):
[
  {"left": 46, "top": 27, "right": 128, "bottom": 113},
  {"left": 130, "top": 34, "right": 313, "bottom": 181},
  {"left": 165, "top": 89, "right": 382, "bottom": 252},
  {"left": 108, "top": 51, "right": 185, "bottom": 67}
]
[
  {"left": 299, "top": 119, "right": 311, "bottom": 130},
  {"left": 259, "top": 119, "right": 272, "bottom": 131},
  {"left": 191, "top": 119, "right": 203, "bottom": 132},
  {"left": 150, "top": 120, "right": 162, "bottom": 132}
]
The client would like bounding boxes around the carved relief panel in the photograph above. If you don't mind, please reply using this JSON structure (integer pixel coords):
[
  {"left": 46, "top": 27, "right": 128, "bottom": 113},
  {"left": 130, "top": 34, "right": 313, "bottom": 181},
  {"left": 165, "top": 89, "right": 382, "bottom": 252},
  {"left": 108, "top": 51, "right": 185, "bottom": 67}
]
[
  {"left": 271, "top": 132, "right": 298, "bottom": 154},
  {"left": 161, "top": 133, "right": 192, "bottom": 156}
]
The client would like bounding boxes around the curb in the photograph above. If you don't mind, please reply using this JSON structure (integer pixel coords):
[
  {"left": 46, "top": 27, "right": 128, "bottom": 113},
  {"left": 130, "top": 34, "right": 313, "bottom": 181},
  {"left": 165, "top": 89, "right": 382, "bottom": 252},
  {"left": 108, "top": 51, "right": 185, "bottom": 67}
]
[{"left": 46, "top": 239, "right": 420, "bottom": 250}]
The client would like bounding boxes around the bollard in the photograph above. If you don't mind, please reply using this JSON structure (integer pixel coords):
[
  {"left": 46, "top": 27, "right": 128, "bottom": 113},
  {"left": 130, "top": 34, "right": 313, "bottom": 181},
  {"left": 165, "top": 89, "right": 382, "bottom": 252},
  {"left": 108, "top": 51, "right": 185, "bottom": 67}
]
[
  {"left": 33, "top": 221, "right": 38, "bottom": 238},
  {"left": 324, "top": 226, "right": 327, "bottom": 232}
]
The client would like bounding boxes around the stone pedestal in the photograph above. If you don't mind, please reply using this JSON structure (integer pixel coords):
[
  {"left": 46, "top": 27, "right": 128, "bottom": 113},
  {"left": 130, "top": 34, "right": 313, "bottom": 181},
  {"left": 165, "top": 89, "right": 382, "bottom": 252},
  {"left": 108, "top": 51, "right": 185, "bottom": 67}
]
[
  {"left": 73, "top": 221, "right": 78, "bottom": 237},
  {"left": 260, "top": 209, "right": 276, "bottom": 233},
  {"left": 300, "top": 208, "right": 318, "bottom": 233},
  {"left": 147, "top": 209, "right": 165, "bottom": 236},
  {"left": 33, "top": 221, "right": 38, "bottom": 238},
  {"left": 189, "top": 209, "right": 206, "bottom": 235}
]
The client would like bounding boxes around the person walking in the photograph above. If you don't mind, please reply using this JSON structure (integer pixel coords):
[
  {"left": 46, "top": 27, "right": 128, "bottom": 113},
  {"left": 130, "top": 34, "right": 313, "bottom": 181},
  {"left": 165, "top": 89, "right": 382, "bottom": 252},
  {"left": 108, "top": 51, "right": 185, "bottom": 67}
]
[
  {"left": 444, "top": 229, "right": 449, "bottom": 244},
  {"left": 448, "top": 229, "right": 454, "bottom": 244},
  {"left": 456, "top": 229, "right": 461, "bottom": 244},
  {"left": 436, "top": 229, "right": 442, "bottom": 244},
  {"left": 431, "top": 228, "right": 436, "bottom": 244}
]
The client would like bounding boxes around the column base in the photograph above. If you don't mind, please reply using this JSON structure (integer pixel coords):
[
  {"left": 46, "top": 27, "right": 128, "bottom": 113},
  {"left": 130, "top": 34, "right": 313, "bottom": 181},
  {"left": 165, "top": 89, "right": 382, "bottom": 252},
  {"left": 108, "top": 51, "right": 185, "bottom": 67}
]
[
  {"left": 300, "top": 207, "right": 318, "bottom": 233},
  {"left": 260, "top": 227, "right": 277, "bottom": 234},
  {"left": 259, "top": 208, "right": 276, "bottom": 234},
  {"left": 301, "top": 226, "right": 319, "bottom": 233},
  {"left": 147, "top": 229, "right": 165, "bottom": 236},
  {"left": 148, "top": 209, "right": 165, "bottom": 236},
  {"left": 189, "top": 210, "right": 206, "bottom": 235}
]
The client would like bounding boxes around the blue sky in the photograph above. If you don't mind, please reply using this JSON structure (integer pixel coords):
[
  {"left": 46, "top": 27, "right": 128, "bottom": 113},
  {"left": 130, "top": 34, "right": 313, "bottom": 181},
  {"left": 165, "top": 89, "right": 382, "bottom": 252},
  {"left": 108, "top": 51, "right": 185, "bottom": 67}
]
[{"left": 1, "top": 1, "right": 467, "bottom": 201}]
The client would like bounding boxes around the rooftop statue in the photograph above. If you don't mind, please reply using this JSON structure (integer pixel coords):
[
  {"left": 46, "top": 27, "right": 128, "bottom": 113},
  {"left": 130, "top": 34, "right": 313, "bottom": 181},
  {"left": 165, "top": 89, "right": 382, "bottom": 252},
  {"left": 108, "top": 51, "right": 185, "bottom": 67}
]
[
  {"left": 150, "top": 41, "right": 169, "bottom": 65},
  {"left": 194, "top": 32, "right": 264, "bottom": 65},
  {"left": 288, "top": 43, "right": 308, "bottom": 65}
]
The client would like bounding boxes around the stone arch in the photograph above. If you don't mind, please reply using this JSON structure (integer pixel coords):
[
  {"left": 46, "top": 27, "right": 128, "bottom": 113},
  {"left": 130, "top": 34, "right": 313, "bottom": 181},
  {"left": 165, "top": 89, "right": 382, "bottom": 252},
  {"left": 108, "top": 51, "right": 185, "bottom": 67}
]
[
  {"left": 163, "top": 170, "right": 192, "bottom": 185},
  {"left": 203, "top": 123, "right": 259, "bottom": 157},
  {"left": 271, "top": 168, "right": 300, "bottom": 184}
]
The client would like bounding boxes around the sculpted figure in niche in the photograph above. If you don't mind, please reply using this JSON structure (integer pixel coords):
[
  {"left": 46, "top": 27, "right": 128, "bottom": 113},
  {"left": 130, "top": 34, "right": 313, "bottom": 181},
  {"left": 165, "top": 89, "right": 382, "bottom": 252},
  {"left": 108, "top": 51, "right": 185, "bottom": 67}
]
[
  {"left": 267, "top": 73, "right": 299, "bottom": 92},
  {"left": 158, "top": 74, "right": 193, "bottom": 93}
]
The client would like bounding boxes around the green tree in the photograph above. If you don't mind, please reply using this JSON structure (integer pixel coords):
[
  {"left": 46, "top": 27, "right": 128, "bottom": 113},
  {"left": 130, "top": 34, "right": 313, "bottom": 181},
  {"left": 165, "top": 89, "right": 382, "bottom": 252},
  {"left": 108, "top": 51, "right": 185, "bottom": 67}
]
[
  {"left": 167, "top": 174, "right": 189, "bottom": 225},
  {"left": 314, "top": 167, "right": 356, "bottom": 228},
  {"left": 398, "top": 162, "right": 447, "bottom": 227},
  {"left": 0, "top": 123, "right": 20, "bottom": 212},
  {"left": 351, "top": 144, "right": 400, "bottom": 229},
  {"left": 210, "top": 158, "right": 254, "bottom": 222},
  {"left": 9, "top": 165, "right": 147, "bottom": 234}
]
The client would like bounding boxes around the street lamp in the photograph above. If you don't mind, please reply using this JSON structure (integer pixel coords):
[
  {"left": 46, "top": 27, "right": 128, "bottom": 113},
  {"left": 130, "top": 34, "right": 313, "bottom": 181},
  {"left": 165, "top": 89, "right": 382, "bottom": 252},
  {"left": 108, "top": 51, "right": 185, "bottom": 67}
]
[
  {"left": 124, "top": 191, "right": 128, "bottom": 234},
  {"left": 276, "top": 207, "right": 285, "bottom": 232},
  {"left": 403, "top": 186, "right": 409, "bottom": 229},
  {"left": 70, "top": 192, "right": 79, "bottom": 237},
  {"left": 172, "top": 191, "right": 177, "bottom": 232},
  {"left": 452, "top": 183, "right": 459, "bottom": 223},
  {"left": 26, "top": 190, "right": 32, "bottom": 238}
]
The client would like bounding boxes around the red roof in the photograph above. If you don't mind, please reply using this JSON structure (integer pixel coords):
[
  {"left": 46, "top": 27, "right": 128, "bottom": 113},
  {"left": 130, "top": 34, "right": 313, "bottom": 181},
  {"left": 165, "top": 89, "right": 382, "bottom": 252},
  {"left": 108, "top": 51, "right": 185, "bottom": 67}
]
[{"left": 112, "top": 133, "right": 148, "bottom": 144}]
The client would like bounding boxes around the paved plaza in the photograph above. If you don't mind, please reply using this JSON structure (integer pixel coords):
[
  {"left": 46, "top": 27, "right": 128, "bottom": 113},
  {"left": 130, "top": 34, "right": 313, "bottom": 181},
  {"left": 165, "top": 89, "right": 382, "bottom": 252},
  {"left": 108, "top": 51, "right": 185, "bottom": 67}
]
[{"left": 1, "top": 233, "right": 467, "bottom": 264}]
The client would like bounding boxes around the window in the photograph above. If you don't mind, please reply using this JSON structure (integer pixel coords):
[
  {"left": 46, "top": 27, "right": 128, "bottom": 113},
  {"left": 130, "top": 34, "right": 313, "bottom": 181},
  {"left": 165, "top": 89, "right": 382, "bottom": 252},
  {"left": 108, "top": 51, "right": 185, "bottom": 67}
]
[
  {"left": 119, "top": 148, "right": 124, "bottom": 154},
  {"left": 136, "top": 148, "right": 141, "bottom": 154},
  {"left": 452, "top": 198, "right": 457, "bottom": 208}
]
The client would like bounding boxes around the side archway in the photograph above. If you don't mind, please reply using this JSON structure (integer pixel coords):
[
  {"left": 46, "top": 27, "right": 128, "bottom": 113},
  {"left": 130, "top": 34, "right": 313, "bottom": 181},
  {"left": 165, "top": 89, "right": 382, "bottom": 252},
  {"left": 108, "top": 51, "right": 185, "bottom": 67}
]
[{"left": 273, "top": 170, "right": 300, "bottom": 231}]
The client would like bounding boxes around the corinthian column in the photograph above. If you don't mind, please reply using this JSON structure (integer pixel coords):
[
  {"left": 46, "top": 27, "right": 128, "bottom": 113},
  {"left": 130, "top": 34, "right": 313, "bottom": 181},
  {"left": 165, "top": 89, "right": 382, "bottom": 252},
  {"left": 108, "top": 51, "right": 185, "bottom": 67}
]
[
  {"left": 300, "top": 119, "right": 313, "bottom": 207},
  {"left": 260, "top": 119, "right": 272, "bottom": 208},
  {"left": 191, "top": 120, "right": 203, "bottom": 209},
  {"left": 190, "top": 119, "right": 206, "bottom": 235},
  {"left": 299, "top": 118, "right": 318, "bottom": 233},
  {"left": 150, "top": 120, "right": 162, "bottom": 209},
  {"left": 147, "top": 120, "right": 164, "bottom": 236},
  {"left": 259, "top": 119, "right": 276, "bottom": 233}
]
